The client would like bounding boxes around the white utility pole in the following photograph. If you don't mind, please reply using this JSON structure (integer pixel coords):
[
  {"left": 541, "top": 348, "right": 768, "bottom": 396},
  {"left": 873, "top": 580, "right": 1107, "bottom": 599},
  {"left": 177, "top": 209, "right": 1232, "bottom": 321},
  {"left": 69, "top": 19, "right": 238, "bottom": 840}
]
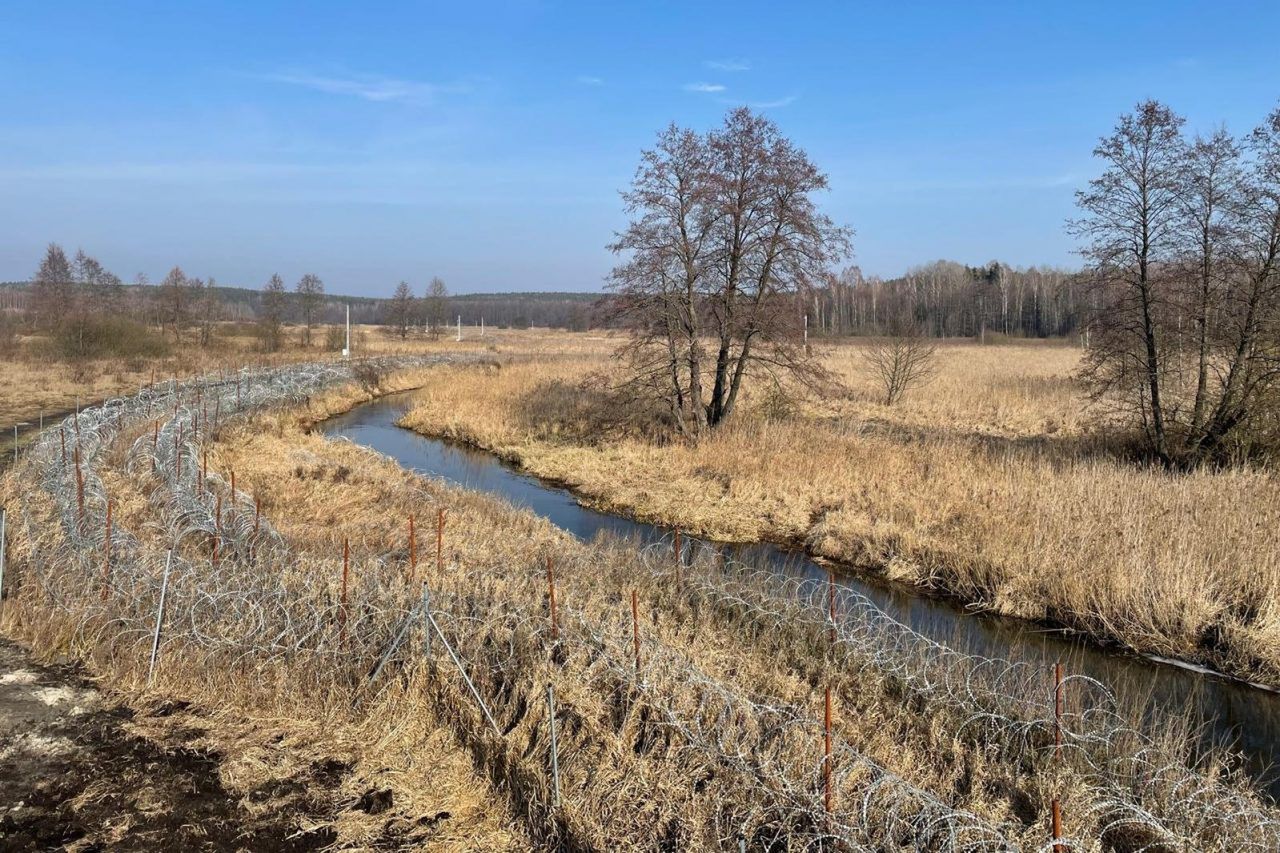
[
  {"left": 481, "top": 316, "right": 485, "bottom": 337},
  {"left": 343, "top": 304, "right": 351, "bottom": 359},
  {"left": 456, "top": 314, "right": 462, "bottom": 342}
]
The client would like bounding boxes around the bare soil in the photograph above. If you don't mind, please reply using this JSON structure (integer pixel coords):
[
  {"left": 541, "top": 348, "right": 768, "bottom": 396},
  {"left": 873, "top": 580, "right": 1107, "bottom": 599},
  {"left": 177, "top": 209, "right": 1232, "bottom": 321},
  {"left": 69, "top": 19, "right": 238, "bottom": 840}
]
[{"left": 0, "top": 637, "right": 337, "bottom": 852}]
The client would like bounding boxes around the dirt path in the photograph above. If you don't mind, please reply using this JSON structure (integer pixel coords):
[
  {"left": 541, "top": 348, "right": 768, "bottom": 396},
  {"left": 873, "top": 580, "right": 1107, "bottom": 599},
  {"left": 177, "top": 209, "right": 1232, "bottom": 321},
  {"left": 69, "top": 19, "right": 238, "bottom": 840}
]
[{"left": 0, "top": 637, "right": 332, "bottom": 852}]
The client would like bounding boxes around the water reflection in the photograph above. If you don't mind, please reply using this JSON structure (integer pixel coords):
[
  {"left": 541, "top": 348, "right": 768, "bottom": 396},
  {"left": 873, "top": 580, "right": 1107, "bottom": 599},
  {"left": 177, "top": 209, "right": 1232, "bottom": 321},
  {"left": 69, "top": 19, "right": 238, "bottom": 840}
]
[{"left": 322, "top": 391, "right": 1280, "bottom": 798}]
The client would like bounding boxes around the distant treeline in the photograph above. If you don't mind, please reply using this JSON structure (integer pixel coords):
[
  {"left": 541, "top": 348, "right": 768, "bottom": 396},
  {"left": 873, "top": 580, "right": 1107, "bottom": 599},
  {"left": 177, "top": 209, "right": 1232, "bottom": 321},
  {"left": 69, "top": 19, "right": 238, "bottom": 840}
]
[
  {"left": 3, "top": 251, "right": 1089, "bottom": 348},
  {"left": 810, "top": 261, "right": 1081, "bottom": 340}
]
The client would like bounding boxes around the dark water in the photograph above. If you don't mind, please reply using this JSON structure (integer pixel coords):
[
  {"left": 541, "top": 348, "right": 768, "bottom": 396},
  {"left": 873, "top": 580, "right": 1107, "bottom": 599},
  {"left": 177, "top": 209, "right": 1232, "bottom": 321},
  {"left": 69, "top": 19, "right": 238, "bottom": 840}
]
[{"left": 323, "top": 391, "right": 1280, "bottom": 797}]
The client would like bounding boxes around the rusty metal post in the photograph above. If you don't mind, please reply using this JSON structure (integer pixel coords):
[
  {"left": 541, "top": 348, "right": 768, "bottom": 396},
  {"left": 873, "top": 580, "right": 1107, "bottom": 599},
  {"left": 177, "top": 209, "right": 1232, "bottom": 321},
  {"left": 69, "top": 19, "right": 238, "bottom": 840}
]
[
  {"left": 546, "top": 555, "right": 559, "bottom": 643},
  {"left": 151, "top": 420, "right": 159, "bottom": 473},
  {"left": 631, "top": 589, "right": 640, "bottom": 673},
  {"left": 175, "top": 422, "right": 182, "bottom": 477},
  {"left": 215, "top": 493, "right": 222, "bottom": 534},
  {"left": 60, "top": 427, "right": 66, "bottom": 465},
  {"left": 1051, "top": 797, "right": 1063, "bottom": 852}
]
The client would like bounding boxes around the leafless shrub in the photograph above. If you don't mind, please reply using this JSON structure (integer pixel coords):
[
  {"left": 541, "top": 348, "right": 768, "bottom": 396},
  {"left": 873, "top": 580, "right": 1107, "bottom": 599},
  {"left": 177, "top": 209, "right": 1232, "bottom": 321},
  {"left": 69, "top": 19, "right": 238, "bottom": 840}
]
[{"left": 862, "top": 313, "right": 938, "bottom": 405}]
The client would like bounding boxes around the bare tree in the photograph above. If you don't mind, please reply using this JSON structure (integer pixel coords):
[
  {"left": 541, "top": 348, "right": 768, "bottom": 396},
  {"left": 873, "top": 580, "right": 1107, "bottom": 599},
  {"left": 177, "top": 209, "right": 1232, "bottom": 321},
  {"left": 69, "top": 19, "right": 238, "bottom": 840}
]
[
  {"left": 862, "top": 311, "right": 938, "bottom": 405},
  {"left": 1072, "top": 101, "right": 1280, "bottom": 465},
  {"left": 31, "top": 243, "right": 74, "bottom": 331},
  {"left": 608, "top": 108, "right": 850, "bottom": 437},
  {"left": 158, "top": 266, "right": 192, "bottom": 342},
  {"left": 295, "top": 273, "right": 324, "bottom": 346},
  {"left": 259, "top": 273, "right": 286, "bottom": 352},
  {"left": 1070, "top": 101, "right": 1186, "bottom": 464},
  {"left": 388, "top": 280, "right": 415, "bottom": 339},
  {"left": 425, "top": 276, "right": 449, "bottom": 340}
]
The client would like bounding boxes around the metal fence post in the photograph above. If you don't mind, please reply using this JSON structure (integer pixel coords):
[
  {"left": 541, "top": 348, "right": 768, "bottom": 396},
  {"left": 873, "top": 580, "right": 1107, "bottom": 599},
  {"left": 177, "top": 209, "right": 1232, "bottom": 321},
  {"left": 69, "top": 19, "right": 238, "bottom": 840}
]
[
  {"left": 423, "top": 607, "right": 500, "bottom": 734},
  {"left": 147, "top": 550, "right": 173, "bottom": 684}
]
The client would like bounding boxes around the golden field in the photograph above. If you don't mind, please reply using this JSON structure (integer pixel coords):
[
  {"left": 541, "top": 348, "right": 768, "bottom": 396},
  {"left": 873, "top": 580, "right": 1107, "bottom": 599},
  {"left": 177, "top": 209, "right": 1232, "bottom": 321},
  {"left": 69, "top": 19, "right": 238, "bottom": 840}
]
[{"left": 398, "top": 335, "right": 1280, "bottom": 685}]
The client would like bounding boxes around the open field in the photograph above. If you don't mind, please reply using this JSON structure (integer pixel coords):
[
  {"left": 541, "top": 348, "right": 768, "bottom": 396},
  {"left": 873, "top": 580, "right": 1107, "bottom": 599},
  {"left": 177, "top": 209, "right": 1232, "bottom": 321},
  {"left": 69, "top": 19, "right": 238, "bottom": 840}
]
[
  {"left": 2, "top": 357, "right": 1278, "bottom": 849},
  {"left": 397, "top": 336, "right": 1280, "bottom": 686},
  {"left": 0, "top": 323, "right": 519, "bottom": 457}
]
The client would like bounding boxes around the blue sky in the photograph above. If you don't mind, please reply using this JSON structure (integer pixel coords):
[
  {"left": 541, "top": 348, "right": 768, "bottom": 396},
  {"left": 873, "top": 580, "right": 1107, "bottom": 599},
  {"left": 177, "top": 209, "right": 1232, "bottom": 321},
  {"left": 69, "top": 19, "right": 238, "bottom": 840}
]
[{"left": 2, "top": 1, "right": 1277, "bottom": 295}]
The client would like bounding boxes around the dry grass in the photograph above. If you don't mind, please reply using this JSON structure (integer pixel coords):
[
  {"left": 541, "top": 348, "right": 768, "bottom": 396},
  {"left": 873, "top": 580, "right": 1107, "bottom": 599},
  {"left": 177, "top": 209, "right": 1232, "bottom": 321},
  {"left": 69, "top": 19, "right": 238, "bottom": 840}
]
[
  {"left": 0, "top": 322, "right": 557, "bottom": 457},
  {"left": 398, "top": 337, "right": 1280, "bottom": 684},
  {"left": 3, "top": 357, "right": 1276, "bottom": 849}
]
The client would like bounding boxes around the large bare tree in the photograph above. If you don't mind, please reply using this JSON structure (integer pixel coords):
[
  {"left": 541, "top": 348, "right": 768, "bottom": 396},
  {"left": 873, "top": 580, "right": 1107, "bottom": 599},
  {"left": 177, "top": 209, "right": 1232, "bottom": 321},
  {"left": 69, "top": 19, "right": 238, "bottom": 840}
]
[
  {"left": 609, "top": 108, "right": 850, "bottom": 437},
  {"left": 1072, "top": 101, "right": 1280, "bottom": 465},
  {"left": 295, "top": 273, "right": 324, "bottom": 346},
  {"left": 158, "top": 266, "right": 192, "bottom": 342},
  {"left": 31, "top": 243, "right": 74, "bottom": 331}
]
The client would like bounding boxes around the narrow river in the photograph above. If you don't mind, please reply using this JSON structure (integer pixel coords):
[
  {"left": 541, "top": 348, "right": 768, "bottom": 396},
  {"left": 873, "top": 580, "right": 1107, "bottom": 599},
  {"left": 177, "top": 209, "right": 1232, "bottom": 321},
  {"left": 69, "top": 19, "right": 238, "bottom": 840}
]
[{"left": 323, "top": 390, "right": 1280, "bottom": 797}]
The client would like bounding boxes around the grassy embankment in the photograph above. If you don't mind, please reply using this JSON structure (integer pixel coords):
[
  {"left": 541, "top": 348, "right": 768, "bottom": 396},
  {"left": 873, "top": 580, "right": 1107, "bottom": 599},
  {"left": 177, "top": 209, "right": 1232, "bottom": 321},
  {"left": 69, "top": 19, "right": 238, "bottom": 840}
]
[{"left": 397, "top": 337, "right": 1280, "bottom": 686}]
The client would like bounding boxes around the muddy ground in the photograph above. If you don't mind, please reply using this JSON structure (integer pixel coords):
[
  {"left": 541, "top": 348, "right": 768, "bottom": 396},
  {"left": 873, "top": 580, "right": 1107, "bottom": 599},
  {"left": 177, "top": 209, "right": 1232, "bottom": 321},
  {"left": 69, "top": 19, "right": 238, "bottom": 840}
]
[{"left": 0, "top": 637, "right": 343, "bottom": 852}]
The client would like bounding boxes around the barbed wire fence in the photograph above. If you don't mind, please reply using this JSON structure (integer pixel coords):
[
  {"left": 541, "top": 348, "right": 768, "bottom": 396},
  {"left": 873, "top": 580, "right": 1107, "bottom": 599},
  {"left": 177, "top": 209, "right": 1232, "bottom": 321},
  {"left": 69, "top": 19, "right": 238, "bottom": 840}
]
[{"left": 1, "top": 357, "right": 1277, "bottom": 851}]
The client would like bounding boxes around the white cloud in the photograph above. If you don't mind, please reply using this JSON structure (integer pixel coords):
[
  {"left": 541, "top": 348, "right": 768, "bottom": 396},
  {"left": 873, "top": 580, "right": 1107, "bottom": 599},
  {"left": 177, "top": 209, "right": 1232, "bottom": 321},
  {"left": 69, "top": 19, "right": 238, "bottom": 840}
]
[
  {"left": 576, "top": 75, "right": 604, "bottom": 86},
  {"left": 684, "top": 82, "right": 727, "bottom": 93},
  {"left": 705, "top": 59, "right": 750, "bottom": 72},
  {"left": 261, "top": 71, "right": 467, "bottom": 103},
  {"left": 747, "top": 95, "right": 797, "bottom": 109}
]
